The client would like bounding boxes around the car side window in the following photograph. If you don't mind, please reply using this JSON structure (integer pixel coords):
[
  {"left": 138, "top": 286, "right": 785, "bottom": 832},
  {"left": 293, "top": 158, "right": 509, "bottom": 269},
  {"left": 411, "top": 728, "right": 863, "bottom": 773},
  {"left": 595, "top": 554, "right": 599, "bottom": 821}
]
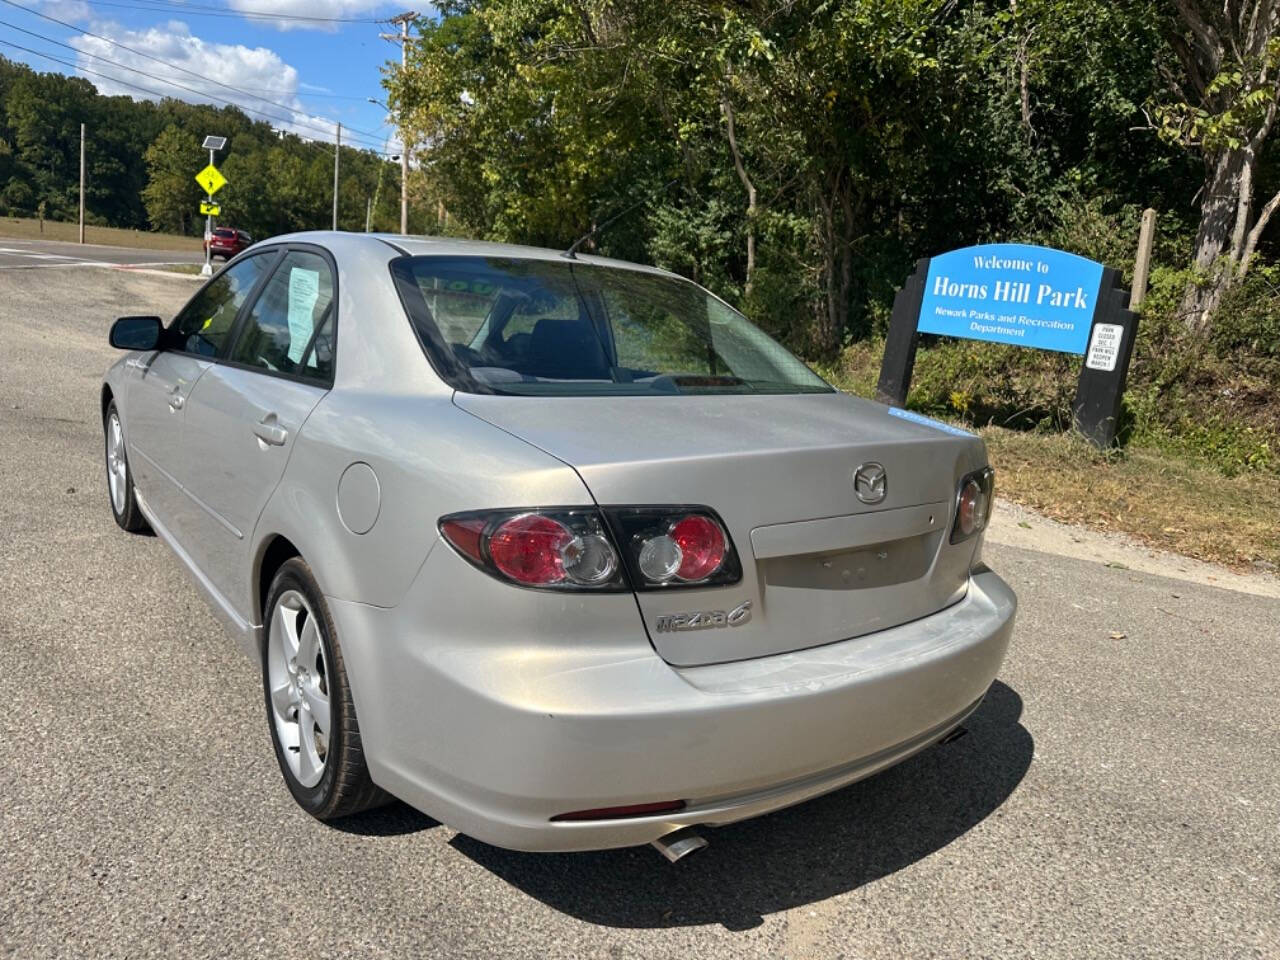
[
  {"left": 228, "top": 250, "right": 336, "bottom": 382},
  {"left": 169, "top": 254, "right": 273, "bottom": 357}
]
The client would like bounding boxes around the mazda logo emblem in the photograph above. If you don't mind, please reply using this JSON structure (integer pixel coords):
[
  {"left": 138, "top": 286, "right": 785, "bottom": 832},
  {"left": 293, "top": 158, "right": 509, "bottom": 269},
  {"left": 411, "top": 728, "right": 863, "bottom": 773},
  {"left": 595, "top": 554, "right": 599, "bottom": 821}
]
[{"left": 853, "top": 462, "right": 887, "bottom": 504}]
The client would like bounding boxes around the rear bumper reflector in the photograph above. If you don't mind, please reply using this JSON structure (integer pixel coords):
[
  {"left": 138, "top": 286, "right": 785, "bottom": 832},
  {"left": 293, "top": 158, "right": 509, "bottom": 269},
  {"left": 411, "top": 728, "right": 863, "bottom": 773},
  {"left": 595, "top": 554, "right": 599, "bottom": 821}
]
[{"left": 551, "top": 800, "right": 686, "bottom": 822}]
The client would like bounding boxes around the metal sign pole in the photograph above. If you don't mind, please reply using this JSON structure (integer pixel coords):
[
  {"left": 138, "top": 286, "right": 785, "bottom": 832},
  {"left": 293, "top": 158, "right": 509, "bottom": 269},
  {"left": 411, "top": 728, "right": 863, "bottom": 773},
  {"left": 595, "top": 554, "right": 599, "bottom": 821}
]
[
  {"left": 202, "top": 144, "right": 214, "bottom": 277},
  {"left": 198, "top": 135, "right": 227, "bottom": 277}
]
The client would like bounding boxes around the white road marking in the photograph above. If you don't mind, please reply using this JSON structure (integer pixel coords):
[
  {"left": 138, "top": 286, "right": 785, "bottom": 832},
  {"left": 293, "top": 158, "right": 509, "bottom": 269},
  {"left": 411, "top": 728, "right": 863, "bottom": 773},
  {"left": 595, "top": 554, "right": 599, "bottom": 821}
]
[{"left": 0, "top": 260, "right": 114, "bottom": 270}]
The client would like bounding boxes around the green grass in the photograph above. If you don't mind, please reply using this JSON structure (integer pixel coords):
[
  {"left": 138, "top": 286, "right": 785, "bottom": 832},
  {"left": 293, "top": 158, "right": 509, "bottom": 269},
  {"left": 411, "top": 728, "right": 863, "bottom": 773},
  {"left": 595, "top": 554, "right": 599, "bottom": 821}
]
[{"left": 0, "top": 217, "right": 203, "bottom": 252}]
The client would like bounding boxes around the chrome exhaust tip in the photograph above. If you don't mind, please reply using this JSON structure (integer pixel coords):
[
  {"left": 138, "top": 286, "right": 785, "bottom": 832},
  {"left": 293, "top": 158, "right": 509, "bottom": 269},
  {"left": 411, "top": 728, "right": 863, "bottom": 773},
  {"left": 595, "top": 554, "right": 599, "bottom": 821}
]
[{"left": 651, "top": 827, "right": 708, "bottom": 862}]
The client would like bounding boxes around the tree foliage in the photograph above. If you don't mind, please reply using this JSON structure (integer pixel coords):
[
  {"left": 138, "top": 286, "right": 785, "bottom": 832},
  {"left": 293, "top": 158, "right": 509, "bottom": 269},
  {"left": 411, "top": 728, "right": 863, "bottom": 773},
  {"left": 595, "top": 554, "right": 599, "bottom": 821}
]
[
  {"left": 1156, "top": 1, "right": 1280, "bottom": 330},
  {"left": 389, "top": 0, "right": 1206, "bottom": 351}
]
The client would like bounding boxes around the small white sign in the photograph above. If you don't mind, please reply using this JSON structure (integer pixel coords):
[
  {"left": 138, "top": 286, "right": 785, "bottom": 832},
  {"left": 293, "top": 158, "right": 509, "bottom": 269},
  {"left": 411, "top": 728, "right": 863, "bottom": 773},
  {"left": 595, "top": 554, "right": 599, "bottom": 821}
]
[
  {"left": 287, "top": 268, "right": 320, "bottom": 364},
  {"left": 1085, "top": 322, "right": 1124, "bottom": 372}
]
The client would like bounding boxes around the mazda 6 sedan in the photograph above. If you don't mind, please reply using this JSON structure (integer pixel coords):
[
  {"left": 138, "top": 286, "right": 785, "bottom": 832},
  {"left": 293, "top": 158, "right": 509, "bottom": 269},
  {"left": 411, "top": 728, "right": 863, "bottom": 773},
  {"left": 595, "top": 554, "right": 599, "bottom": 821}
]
[{"left": 101, "top": 231, "right": 1016, "bottom": 858}]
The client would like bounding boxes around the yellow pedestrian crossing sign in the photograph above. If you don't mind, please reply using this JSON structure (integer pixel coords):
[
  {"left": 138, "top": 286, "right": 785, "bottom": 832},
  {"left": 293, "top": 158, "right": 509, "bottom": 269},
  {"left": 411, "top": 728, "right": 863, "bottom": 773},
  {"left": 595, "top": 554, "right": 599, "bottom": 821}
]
[
  {"left": 195, "top": 163, "right": 227, "bottom": 196},
  {"left": 200, "top": 201, "right": 221, "bottom": 216}
]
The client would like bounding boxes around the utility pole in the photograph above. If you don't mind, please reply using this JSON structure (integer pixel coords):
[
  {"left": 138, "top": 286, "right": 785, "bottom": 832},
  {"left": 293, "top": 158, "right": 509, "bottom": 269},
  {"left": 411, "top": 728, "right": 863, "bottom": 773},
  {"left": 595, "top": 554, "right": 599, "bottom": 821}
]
[
  {"left": 370, "top": 161, "right": 385, "bottom": 233},
  {"left": 382, "top": 11, "right": 416, "bottom": 235},
  {"left": 332, "top": 122, "right": 341, "bottom": 231},
  {"left": 365, "top": 196, "right": 372, "bottom": 232},
  {"left": 78, "top": 123, "right": 85, "bottom": 244}
]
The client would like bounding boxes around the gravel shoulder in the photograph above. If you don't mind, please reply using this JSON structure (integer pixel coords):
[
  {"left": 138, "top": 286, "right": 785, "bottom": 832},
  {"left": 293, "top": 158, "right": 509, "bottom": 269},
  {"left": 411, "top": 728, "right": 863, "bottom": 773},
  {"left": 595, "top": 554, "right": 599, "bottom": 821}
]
[{"left": 987, "top": 500, "right": 1280, "bottom": 599}]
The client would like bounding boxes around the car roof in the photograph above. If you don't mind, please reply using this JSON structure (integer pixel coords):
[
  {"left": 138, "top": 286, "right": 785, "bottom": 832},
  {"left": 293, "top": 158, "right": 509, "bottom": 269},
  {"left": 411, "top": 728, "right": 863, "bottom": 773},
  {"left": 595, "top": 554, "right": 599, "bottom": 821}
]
[{"left": 261, "top": 230, "right": 679, "bottom": 279}]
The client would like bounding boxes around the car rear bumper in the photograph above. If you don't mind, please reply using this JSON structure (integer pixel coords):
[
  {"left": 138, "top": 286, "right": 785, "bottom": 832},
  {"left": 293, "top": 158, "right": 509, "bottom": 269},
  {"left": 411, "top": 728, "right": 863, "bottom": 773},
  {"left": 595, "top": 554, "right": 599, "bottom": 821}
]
[{"left": 328, "top": 564, "right": 1016, "bottom": 852}]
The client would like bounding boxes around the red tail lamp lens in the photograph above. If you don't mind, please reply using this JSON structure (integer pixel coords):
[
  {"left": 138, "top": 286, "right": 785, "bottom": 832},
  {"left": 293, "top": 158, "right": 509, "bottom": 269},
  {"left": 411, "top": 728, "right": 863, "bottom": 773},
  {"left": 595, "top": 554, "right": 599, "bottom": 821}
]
[
  {"left": 489, "top": 514, "right": 573, "bottom": 584},
  {"left": 670, "top": 515, "right": 726, "bottom": 581},
  {"left": 956, "top": 479, "right": 985, "bottom": 537},
  {"left": 439, "top": 517, "right": 486, "bottom": 564},
  {"left": 551, "top": 799, "right": 686, "bottom": 822},
  {"left": 950, "top": 467, "right": 995, "bottom": 543}
]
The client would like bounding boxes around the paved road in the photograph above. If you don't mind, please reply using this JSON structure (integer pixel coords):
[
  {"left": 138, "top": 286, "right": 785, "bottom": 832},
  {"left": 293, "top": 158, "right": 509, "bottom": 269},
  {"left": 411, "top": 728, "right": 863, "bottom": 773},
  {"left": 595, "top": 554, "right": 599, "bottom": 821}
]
[
  {"left": 1, "top": 266, "right": 1277, "bottom": 959},
  {"left": 0, "top": 235, "right": 204, "bottom": 269}
]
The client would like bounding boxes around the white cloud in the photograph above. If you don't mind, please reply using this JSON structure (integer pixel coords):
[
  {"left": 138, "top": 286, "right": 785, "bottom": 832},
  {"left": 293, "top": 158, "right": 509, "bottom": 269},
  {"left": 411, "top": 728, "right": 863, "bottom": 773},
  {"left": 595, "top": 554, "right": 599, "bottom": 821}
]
[
  {"left": 70, "top": 21, "right": 346, "bottom": 143},
  {"left": 10, "top": 0, "right": 93, "bottom": 22},
  {"left": 226, "top": 0, "right": 392, "bottom": 32}
]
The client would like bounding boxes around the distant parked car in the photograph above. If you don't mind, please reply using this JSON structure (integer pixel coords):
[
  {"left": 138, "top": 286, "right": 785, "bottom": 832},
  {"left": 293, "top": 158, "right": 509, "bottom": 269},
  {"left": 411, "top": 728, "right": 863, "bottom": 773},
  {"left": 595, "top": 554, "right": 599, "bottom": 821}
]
[
  {"left": 100, "top": 231, "right": 1016, "bottom": 858},
  {"left": 205, "top": 227, "right": 253, "bottom": 260}
]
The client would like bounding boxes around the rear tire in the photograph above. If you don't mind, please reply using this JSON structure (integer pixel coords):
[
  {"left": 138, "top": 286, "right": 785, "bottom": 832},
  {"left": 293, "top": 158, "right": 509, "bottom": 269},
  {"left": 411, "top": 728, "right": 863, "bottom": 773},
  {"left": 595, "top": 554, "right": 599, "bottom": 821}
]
[
  {"left": 104, "top": 401, "right": 148, "bottom": 533},
  {"left": 263, "top": 558, "right": 388, "bottom": 820}
]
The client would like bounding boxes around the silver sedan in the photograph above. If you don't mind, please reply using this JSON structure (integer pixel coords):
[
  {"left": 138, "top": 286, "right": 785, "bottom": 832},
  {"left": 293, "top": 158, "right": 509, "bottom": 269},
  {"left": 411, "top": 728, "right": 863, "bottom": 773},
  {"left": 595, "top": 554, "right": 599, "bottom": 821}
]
[{"left": 100, "top": 232, "right": 1015, "bottom": 858}]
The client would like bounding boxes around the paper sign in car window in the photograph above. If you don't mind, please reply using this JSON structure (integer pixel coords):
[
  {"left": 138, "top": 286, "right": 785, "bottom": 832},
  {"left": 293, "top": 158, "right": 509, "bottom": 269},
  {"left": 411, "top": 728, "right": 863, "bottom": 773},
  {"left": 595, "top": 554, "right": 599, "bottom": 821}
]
[{"left": 287, "top": 268, "right": 320, "bottom": 364}]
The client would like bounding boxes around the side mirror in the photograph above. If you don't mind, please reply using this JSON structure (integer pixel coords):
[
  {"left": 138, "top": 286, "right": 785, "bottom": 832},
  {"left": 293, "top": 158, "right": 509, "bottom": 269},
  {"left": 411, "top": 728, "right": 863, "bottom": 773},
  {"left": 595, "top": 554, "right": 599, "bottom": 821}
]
[{"left": 109, "top": 315, "right": 162, "bottom": 351}]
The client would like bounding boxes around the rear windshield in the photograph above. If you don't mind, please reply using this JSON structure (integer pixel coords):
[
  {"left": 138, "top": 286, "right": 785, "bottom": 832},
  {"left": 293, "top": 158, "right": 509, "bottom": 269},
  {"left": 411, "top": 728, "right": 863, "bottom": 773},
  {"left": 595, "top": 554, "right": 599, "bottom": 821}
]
[
  {"left": 390, "top": 256, "right": 832, "bottom": 396},
  {"left": 214, "top": 229, "right": 235, "bottom": 238}
]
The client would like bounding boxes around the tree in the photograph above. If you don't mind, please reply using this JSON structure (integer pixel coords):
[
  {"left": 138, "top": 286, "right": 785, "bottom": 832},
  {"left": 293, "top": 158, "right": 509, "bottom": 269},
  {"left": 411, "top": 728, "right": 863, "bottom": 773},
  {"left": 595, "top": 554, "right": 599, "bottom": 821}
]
[
  {"left": 1158, "top": 1, "right": 1280, "bottom": 331},
  {"left": 142, "top": 124, "right": 202, "bottom": 234}
]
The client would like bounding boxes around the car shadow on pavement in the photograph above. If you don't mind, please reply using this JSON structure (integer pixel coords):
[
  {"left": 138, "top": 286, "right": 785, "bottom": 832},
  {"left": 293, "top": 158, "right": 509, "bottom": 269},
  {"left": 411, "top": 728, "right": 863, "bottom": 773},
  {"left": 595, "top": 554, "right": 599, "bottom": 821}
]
[
  {"left": 451, "top": 680, "right": 1033, "bottom": 931},
  {"left": 329, "top": 802, "right": 440, "bottom": 837}
]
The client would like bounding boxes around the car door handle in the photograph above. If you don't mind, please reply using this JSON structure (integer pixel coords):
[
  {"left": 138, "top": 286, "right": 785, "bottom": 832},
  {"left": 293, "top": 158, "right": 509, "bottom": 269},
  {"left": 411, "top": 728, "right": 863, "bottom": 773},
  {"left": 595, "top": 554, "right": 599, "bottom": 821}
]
[
  {"left": 253, "top": 418, "right": 289, "bottom": 447},
  {"left": 167, "top": 391, "right": 184, "bottom": 411}
]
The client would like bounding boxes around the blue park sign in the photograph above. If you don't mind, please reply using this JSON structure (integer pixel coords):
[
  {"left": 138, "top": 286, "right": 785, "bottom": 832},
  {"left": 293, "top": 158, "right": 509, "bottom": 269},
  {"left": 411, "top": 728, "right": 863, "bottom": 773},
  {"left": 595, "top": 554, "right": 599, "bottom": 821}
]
[
  {"left": 877, "top": 240, "right": 1140, "bottom": 449},
  {"left": 917, "top": 243, "right": 1105, "bottom": 355}
]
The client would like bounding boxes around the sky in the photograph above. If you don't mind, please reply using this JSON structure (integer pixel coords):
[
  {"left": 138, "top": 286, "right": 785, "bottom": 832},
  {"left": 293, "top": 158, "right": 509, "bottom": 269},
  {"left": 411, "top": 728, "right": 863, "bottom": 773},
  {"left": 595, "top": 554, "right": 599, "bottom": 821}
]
[{"left": 0, "top": 0, "right": 419, "bottom": 154}]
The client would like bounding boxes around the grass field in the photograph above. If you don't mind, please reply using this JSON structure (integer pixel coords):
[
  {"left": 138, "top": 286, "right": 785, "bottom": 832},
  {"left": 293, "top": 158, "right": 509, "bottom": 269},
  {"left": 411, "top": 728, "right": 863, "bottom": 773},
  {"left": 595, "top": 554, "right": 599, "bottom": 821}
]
[{"left": 0, "top": 217, "right": 203, "bottom": 251}]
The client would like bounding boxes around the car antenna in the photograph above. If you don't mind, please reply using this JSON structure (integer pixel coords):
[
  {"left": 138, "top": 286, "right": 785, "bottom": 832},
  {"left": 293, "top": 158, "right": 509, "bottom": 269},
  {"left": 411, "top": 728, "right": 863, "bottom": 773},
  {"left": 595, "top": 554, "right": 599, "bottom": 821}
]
[{"left": 563, "top": 178, "right": 680, "bottom": 260}]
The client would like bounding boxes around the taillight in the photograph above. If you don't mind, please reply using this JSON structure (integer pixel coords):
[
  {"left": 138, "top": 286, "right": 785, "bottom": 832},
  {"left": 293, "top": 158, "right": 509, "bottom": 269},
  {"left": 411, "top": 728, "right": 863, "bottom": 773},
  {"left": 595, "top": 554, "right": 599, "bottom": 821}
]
[
  {"left": 605, "top": 506, "right": 742, "bottom": 589},
  {"left": 670, "top": 515, "right": 726, "bottom": 580},
  {"left": 951, "top": 467, "right": 995, "bottom": 543},
  {"left": 440, "top": 509, "right": 623, "bottom": 589},
  {"left": 438, "top": 505, "right": 742, "bottom": 590}
]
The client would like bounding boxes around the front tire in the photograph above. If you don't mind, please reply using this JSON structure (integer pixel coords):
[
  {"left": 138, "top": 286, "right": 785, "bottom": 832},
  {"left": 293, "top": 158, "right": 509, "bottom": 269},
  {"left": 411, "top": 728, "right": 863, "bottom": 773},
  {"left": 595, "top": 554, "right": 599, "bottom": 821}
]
[
  {"left": 104, "top": 401, "right": 148, "bottom": 533},
  {"left": 263, "top": 558, "right": 387, "bottom": 819}
]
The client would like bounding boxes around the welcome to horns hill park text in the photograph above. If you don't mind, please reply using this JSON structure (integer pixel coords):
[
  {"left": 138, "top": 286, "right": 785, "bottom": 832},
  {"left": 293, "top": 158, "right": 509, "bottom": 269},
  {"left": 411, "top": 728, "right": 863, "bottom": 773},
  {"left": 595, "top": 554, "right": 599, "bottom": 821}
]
[{"left": 931, "top": 253, "right": 1091, "bottom": 311}]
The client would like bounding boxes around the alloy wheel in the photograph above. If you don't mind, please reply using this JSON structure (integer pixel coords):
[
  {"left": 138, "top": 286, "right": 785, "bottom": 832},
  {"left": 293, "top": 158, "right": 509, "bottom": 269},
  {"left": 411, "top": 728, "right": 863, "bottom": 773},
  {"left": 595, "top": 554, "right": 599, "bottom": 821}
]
[
  {"left": 106, "top": 412, "right": 127, "bottom": 515},
  {"left": 266, "top": 590, "right": 332, "bottom": 788}
]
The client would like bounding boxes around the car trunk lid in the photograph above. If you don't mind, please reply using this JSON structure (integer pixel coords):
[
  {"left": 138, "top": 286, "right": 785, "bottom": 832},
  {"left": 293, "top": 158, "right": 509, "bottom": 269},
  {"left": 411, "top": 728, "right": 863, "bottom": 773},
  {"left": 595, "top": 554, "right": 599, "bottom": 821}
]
[{"left": 454, "top": 391, "right": 988, "bottom": 667}]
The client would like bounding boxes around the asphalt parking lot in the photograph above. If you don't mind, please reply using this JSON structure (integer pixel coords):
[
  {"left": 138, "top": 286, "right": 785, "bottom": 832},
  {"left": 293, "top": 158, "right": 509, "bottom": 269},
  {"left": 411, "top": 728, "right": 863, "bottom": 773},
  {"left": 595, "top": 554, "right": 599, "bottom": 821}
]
[{"left": 1, "top": 265, "right": 1277, "bottom": 959}]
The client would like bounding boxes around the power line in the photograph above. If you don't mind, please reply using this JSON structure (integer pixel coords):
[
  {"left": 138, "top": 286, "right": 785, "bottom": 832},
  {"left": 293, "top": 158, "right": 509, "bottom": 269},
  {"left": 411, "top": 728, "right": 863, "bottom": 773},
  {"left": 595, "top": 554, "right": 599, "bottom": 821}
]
[
  {"left": 273, "top": 90, "right": 378, "bottom": 100},
  {"left": 0, "top": 0, "right": 386, "bottom": 141},
  {"left": 0, "top": 34, "right": 388, "bottom": 149},
  {"left": 99, "top": 0, "right": 384, "bottom": 18},
  {"left": 68, "top": 0, "right": 386, "bottom": 23}
]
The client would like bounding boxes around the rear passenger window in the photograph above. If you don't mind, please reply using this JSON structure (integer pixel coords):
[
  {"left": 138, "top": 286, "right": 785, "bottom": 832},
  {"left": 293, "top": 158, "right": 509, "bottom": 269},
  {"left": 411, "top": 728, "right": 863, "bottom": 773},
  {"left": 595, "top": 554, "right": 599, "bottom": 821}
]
[
  {"left": 229, "top": 250, "right": 336, "bottom": 382},
  {"left": 170, "top": 253, "right": 272, "bottom": 357}
]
